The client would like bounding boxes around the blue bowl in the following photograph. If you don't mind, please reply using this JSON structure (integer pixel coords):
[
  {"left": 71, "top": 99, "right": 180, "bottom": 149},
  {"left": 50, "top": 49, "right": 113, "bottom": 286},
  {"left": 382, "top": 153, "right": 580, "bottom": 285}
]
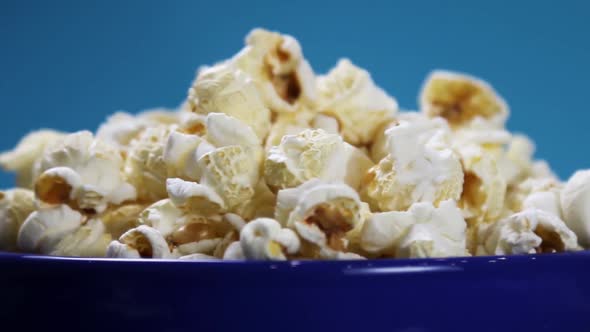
[{"left": 1, "top": 252, "right": 589, "bottom": 332}]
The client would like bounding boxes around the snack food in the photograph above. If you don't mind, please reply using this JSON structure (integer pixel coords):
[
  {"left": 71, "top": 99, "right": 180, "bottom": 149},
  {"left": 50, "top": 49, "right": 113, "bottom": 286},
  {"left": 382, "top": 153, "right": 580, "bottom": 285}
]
[{"left": 0, "top": 28, "right": 586, "bottom": 260}]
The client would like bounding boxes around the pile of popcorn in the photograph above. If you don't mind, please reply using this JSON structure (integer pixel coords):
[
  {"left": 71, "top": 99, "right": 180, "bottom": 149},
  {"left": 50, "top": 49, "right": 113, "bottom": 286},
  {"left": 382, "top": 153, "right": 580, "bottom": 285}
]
[{"left": 1, "top": 28, "right": 589, "bottom": 261}]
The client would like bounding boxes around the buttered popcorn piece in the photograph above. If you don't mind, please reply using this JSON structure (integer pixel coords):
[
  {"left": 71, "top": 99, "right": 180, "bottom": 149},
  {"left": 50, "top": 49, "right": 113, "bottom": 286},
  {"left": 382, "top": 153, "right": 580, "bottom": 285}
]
[
  {"left": 186, "top": 62, "right": 271, "bottom": 139},
  {"left": 361, "top": 200, "right": 468, "bottom": 258},
  {"left": 362, "top": 119, "right": 463, "bottom": 212},
  {"left": 480, "top": 208, "right": 579, "bottom": 255},
  {"left": 34, "top": 131, "right": 136, "bottom": 214},
  {"left": 51, "top": 218, "right": 112, "bottom": 257},
  {"left": 232, "top": 28, "right": 316, "bottom": 113},
  {"left": 276, "top": 180, "right": 367, "bottom": 259},
  {"left": 0, "top": 130, "right": 66, "bottom": 188},
  {"left": 0, "top": 189, "right": 35, "bottom": 251},
  {"left": 316, "top": 58, "right": 398, "bottom": 146},
  {"left": 240, "top": 218, "right": 300, "bottom": 260},
  {"left": 561, "top": 170, "right": 590, "bottom": 247},
  {"left": 420, "top": 70, "right": 508, "bottom": 128},
  {"left": 166, "top": 178, "right": 226, "bottom": 216}
]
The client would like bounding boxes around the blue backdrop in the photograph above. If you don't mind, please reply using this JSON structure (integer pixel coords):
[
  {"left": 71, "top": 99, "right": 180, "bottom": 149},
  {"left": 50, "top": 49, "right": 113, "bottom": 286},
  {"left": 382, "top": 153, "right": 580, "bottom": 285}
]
[{"left": 1, "top": 0, "right": 588, "bottom": 187}]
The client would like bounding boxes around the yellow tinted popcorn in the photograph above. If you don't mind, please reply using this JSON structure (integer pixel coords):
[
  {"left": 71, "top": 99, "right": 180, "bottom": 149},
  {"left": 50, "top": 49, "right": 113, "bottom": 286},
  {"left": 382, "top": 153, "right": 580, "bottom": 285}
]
[
  {"left": 420, "top": 70, "right": 508, "bottom": 129},
  {"left": 317, "top": 59, "right": 398, "bottom": 146},
  {"left": 107, "top": 225, "right": 172, "bottom": 259},
  {"left": 0, "top": 130, "right": 66, "bottom": 188},
  {"left": 479, "top": 208, "right": 579, "bottom": 255},
  {"left": 35, "top": 131, "right": 136, "bottom": 214},
  {"left": 0, "top": 189, "right": 35, "bottom": 251},
  {"left": 101, "top": 203, "right": 146, "bottom": 239},
  {"left": 362, "top": 122, "right": 463, "bottom": 212},
  {"left": 186, "top": 62, "right": 271, "bottom": 139},
  {"left": 361, "top": 200, "right": 468, "bottom": 258},
  {"left": 50, "top": 219, "right": 112, "bottom": 257},
  {"left": 232, "top": 28, "right": 317, "bottom": 113}
]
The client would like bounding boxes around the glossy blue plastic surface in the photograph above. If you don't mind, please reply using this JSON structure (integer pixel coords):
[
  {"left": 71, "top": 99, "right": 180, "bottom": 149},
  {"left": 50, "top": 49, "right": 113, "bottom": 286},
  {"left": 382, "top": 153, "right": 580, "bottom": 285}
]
[{"left": 1, "top": 252, "right": 589, "bottom": 332}]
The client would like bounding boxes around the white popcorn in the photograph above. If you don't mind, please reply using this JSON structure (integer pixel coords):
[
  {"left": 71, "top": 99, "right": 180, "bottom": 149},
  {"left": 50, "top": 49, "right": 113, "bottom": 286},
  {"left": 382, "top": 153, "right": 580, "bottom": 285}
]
[
  {"left": 35, "top": 131, "right": 136, "bottom": 214},
  {"left": 106, "top": 225, "right": 172, "bottom": 259},
  {"left": 223, "top": 241, "right": 246, "bottom": 260},
  {"left": 496, "top": 135, "right": 536, "bottom": 186},
  {"left": 186, "top": 62, "right": 271, "bottom": 139},
  {"left": 230, "top": 180, "right": 277, "bottom": 220},
  {"left": 505, "top": 178, "right": 562, "bottom": 217},
  {"left": 204, "top": 112, "right": 261, "bottom": 148},
  {"left": 361, "top": 200, "right": 468, "bottom": 258},
  {"left": 264, "top": 129, "right": 374, "bottom": 192},
  {"left": 316, "top": 58, "right": 398, "bottom": 146},
  {"left": 0, "top": 130, "right": 66, "bottom": 188},
  {"left": 138, "top": 199, "right": 184, "bottom": 237},
  {"left": 232, "top": 28, "right": 316, "bottom": 113},
  {"left": 480, "top": 209, "right": 579, "bottom": 255},
  {"left": 198, "top": 145, "right": 261, "bottom": 211},
  {"left": 362, "top": 120, "right": 463, "bottom": 212},
  {"left": 124, "top": 125, "right": 171, "bottom": 202},
  {"left": 166, "top": 178, "right": 226, "bottom": 216},
  {"left": 420, "top": 70, "right": 509, "bottom": 129},
  {"left": 265, "top": 107, "right": 315, "bottom": 148},
  {"left": 17, "top": 205, "right": 85, "bottom": 254},
  {"left": 163, "top": 130, "right": 204, "bottom": 181},
  {"left": 0, "top": 189, "right": 35, "bottom": 251},
  {"left": 311, "top": 114, "right": 340, "bottom": 135},
  {"left": 239, "top": 218, "right": 300, "bottom": 260},
  {"left": 276, "top": 180, "right": 367, "bottom": 259},
  {"left": 50, "top": 219, "right": 112, "bottom": 257},
  {"left": 561, "top": 170, "right": 590, "bottom": 247},
  {"left": 179, "top": 253, "right": 219, "bottom": 261},
  {"left": 168, "top": 218, "right": 229, "bottom": 256}
]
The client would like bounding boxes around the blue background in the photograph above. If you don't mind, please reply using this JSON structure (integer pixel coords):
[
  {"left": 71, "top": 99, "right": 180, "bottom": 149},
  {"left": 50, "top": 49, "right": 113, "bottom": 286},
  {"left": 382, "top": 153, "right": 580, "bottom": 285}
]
[{"left": 1, "top": 0, "right": 588, "bottom": 187}]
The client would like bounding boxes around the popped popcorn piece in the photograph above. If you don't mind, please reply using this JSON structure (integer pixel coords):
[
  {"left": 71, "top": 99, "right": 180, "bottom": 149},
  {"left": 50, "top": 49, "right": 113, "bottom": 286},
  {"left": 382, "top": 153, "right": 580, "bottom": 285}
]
[
  {"left": 179, "top": 253, "right": 219, "bottom": 261},
  {"left": 0, "top": 189, "right": 35, "bottom": 251},
  {"left": 480, "top": 209, "right": 579, "bottom": 255},
  {"left": 124, "top": 125, "right": 171, "bottom": 202},
  {"left": 138, "top": 199, "right": 184, "bottom": 237},
  {"left": 0, "top": 130, "right": 66, "bottom": 188},
  {"left": 106, "top": 225, "right": 172, "bottom": 259},
  {"left": 34, "top": 131, "right": 136, "bottom": 214},
  {"left": 457, "top": 144, "right": 507, "bottom": 222},
  {"left": 361, "top": 200, "right": 468, "bottom": 258},
  {"left": 232, "top": 28, "right": 316, "bottom": 113},
  {"left": 361, "top": 121, "right": 463, "bottom": 212},
  {"left": 311, "top": 114, "right": 339, "bottom": 135},
  {"left": 50, "top": 219, "right": 112, "bottom": 257},
  {"left": 316, "top": 59, "right": 398, "bottom": 146},
  {"left": 198, "top": 144, "right": 261, "bottom": 211},
  {"left": 276, "top": 180, "right": 367, "bottom": 259},
  {"left": 163, "top": 130, "right": 204, "bottom": 181},
  {"left": 230, "top": 180, "right": 277, "bottom": 220},
  {"left": 496, "top": 135, "right": 536, "bottom": 186},
  {"left": 239, "top": 218, "right": 300, "bottom": 260},
  {"left": 204, "top": 112, "right": 261, "bottom": 148},
  {"left": 264, "top": 107, "right": 314, "bottom": 148},
  {"left": 561, "top": 170, "right": 590, "bottom": 247},
  {"left": 166, "top": 178, "right": 226, "bottom": 216},
  {"left": 17, "top": 205, "right": 85, "bottom": 254},
  {"left": 223, "top": 241, "right": 246, "bottom": 260},
  {"left": 186, "top": 62, "right": 271, "bottom": 139},
  {"left": 101, "top": 203, "right": 146, "bottom": 239},
  {"left": 420, "top": 70, "right": 508, "bottom": 128},
  {"left": 505, "top": 178, "right": 562, "bottom": 217}
]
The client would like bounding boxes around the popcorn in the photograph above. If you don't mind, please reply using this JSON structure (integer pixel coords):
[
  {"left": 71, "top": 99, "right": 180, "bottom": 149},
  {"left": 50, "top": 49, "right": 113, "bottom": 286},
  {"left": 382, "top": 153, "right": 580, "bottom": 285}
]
[
  {"left": 361, "top": 119, "right": 463, "bottom": 212},
  {"left": 561, "top": 170, "right": 590, "bottom": 247},
  {"left": 0, "top": 130, "right": 66, "bottom": 188},
  {"left": 124, "top": 125, "right": 171, "bottom": 202},
  {"left": 2, "top": 28, "right": 589, "bottom": 261},
  {"left": 106, "top": 225, "right": 172, "bottom": 259},
  {"left": 17, "top": 205, "right": 85, "bottom": 254},
  {"left": 479, "top": 209, "right": 579, "bottom": 255},
  {"left": 0, "top": 189, "right": 35, "bottom": 251},
  {"left": 420, "top": 70, "right": 508, "bottom": 128},
  {"left": 34, "top": 131, "right": 136, "bottom": 214},
  {"left": 239, "top": 218, "right": 300, "bottom": 260},
  {"left": 276, "top": 180, "right": 368, "bottom": 259},
  {"left": 360, "top": 200, "right": 468, "bottom": 258},
  {"left": 186, "top": 62, "right": 271, "bottom": 139},
  {"left": 316, "top": 59, "right": 398, "bottom": 146},
  {"left": 232, "top": 28, "right": 316, "bottom": 113}
]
